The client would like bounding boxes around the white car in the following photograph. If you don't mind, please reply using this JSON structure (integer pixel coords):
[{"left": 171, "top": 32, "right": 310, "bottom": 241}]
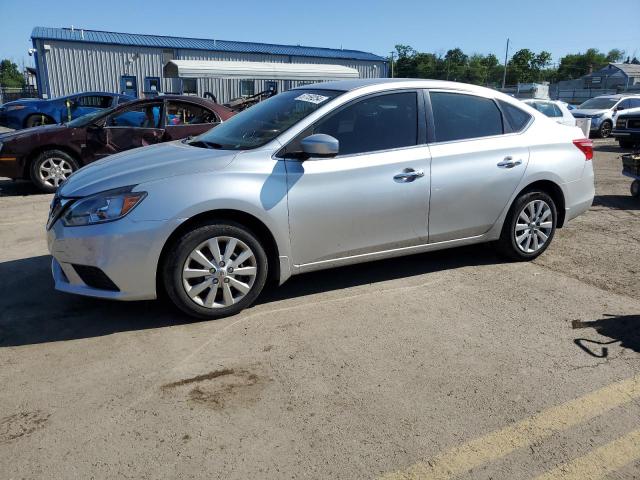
[{"left": 523, "top": 99, "right": 576, "bottom": 127}]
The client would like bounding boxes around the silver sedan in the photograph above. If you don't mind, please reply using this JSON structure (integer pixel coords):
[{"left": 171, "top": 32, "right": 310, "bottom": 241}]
[{"left": 47, "top": 79, "right": 595, "bottom": 319}]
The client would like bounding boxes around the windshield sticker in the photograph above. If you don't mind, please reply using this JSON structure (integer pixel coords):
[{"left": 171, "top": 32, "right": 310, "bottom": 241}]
[{"left": 295, "top": 93, "right": 330, "bottom": 104}]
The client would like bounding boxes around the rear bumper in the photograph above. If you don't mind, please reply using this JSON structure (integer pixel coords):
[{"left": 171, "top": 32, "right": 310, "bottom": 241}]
[
  {"left": 612, "top": 129, "right": 640, "bottom": 141},
  {"left": 563, "top": 163, "right": 595, "bottom": 224}
]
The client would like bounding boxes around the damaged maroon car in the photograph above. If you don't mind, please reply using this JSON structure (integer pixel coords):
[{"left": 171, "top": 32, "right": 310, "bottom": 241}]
[{"left": 0, "top": 95, "right": 234, "bottom": 192}]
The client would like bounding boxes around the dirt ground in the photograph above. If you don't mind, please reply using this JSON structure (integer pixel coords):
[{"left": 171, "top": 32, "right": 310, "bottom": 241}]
[{"left": 0, "top": 139, "right": 639, "bottom": 479}]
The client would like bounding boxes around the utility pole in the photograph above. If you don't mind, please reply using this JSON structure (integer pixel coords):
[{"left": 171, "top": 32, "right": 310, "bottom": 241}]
[
  {"left": 502, "top": 38, "right": 510, "bottom": 89},
  {"left": 389, "top": 51, "right": 395, "bottom": 78}
]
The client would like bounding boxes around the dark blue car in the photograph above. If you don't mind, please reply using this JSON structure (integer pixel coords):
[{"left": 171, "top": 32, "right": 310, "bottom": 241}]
[{"left": 0, "top": 92, "right": 134, "bottom": 130}]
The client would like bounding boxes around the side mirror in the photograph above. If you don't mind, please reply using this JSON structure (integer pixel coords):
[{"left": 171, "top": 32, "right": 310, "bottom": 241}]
[
  {"left": 616, "top": 105, "right": 625, "bottom": 111},
  {"left": 300, "top": 134, "right": 339, "bottom": 159}
]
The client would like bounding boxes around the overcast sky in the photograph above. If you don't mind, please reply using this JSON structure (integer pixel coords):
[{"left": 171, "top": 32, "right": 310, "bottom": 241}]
[{"left": 1, "top": 0, "right": 639, "bottom": 69}]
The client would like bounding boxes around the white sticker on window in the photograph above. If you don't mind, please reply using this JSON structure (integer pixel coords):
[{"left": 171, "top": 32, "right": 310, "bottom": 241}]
[{"left": 295, "top": 93, "right": 329, "bottom": 104}]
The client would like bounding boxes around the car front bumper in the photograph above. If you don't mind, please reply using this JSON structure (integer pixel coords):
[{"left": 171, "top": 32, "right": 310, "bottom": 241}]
[
  {"left": 612, "top": 129, "right": 640, "bottom": 141},
  {"left": 47, "top": 215, "right": 183, "bottom": 301}
]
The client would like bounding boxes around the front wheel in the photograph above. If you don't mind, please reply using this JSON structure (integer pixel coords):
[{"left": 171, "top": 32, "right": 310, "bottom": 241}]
[
  {"left": 162, "top": 222, "right": 268, "bottom": 319},
  {"left": 30, "top": 149, "right": 79, "bottom": 193},
  {"left": 599, "top": 120, "right": 612, "bottom": 138},
  {"left": 497, "top": 191, "right": 557, "bottom": 261}
]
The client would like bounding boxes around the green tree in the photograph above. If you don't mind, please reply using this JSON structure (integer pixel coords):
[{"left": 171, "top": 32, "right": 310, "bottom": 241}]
[
  {"left": 556, "top": 48, "right": 623, "bottom": 81},
  {"left": 0, "top": 59, "right": 25, "bottom": 88}
]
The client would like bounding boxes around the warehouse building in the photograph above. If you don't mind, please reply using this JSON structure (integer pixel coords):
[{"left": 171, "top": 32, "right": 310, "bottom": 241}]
[{"left": 30, "top": 26, "right": 387, "bottom": 103}]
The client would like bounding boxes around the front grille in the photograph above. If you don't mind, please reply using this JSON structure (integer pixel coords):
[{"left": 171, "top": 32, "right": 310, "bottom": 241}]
[{"left": 72, "top": 264, "right": 120, "bottom": 291}]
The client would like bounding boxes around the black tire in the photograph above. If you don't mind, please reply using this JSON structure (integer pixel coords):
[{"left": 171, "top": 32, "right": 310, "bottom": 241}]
[
  {"left": 497, "top": 191, "right": 557, "bottom": 261},
  {"left": 618, "top": 139, "right": 635, "bottom": 149},
  {"left": 631, "top": 180, "right": 640, "bottom": 198},
  {"left": 25, "top": 114, "right": 54, "bottom": 128},
  {"left": 30, "top": 149, "right": 79, "bottom": 193},
  {"left": 162, "top": 222, "right": 268, "bottom": 319},
  {"left": 598, "top": 120, "right": 612, "bottom": 138}
]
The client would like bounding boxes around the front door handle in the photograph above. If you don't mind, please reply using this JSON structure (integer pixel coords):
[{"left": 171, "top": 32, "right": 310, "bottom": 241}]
[
  {"left": 394, "top": 168, "right": 425, "bottom": 182},
  {"left": 497, "top": 156, "right": 523, "bottom": 168}
]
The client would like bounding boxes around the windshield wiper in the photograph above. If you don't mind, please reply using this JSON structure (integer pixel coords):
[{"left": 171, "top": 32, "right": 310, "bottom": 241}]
[{"left": 188, "top": 140, "right": 225, "bottom": 149}]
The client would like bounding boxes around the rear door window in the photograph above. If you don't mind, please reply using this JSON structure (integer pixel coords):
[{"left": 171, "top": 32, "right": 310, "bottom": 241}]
[
  {"left": 78, "top": 95, "right": 113, "bottom": 108},
  {"left": 430, "top": 92, "right": 503, "bottom": 142}
]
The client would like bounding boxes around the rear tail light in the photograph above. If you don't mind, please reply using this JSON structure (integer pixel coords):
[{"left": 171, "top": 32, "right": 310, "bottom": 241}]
[{"left": 573, "top": 138, "right": 593, "bottom": 161}]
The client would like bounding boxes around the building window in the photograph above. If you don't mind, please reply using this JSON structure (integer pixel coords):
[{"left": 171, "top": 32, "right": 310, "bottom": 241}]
[
  {"left": 240, "top": 80, "right": 255, "bottom": 97},
  {"left": 162, "top": 49, "right": 174, "bottom": 65},
  {"left": 182, "top": 78, "right": 197, "bottom": 95}
]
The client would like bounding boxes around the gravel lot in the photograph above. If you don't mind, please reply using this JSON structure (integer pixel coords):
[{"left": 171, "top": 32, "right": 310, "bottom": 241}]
[{"left": 0, "top": 140, "right": 639, "bottom": 479}]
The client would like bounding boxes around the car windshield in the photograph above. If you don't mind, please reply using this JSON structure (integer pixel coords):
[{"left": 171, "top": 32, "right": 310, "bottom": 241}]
[
  {"left": 65, "top": 107, "right": 115, "bottom": 127},
  {"left": 578, "top": 98, "right": 618, "bottom": 110},
  {"left": 189, "top": 89, "right": 342, "bottom": 150}
]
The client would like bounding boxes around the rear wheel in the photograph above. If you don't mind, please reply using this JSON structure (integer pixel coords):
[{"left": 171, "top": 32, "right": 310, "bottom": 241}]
[
  {"left": 162, "top": 222, "right": 268, "bottom": 319},
  {"left": 497, "top": 191, "right": 557, "bottom": 261},
  {"left": 25, "top": 115, "right": 54, "bottom": 128},
  {"left": 598, "top": 120, "right": 612, "bottom": 138},
  {"left": 30, "top": 149, "right": 79, "bottom": 193}
]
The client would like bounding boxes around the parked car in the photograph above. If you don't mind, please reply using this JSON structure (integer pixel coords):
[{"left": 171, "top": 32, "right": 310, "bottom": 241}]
[
  {"left": 46, "top": 79, "right": 595, "bottom": 319},
  {"left": 571, "top": 94, "right": 640, "bottom": 138},
  {"left": 0, "top": 92, "right": 133, "bottom": 130},
  {"left": 612, "top": 109, "right": 640, "bottom": 148},
  {"left": 0, "top": 95, "right": 234, "bottom": 192},
  {"left": 522, "top": 99, "right": 576, "bottom": 126}
]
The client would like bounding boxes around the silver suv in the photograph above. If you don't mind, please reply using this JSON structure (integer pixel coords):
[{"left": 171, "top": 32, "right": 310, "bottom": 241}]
[
  {"left": 47, "top": 79, "right": 595, "bottom": 319},
  {"left": 571, "top": 94, "right": 640, "bottom": 138}
]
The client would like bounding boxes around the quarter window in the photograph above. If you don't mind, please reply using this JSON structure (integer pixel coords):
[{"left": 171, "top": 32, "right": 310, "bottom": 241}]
[
  {"left": 165, "top": 102, "right": 218, "bottom": 125},
  {"left": 310, "top": 92, "right": 418, "bottom": 156},
  {"left": 499, "top": 101, "right": 532, "bottom": 131},
  {"left": 430, "top": 92, "right": 503, "bottom": 142}
]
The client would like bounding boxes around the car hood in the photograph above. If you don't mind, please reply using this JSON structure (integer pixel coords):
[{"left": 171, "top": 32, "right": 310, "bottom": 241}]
[
  {"left": 58, "top": 141, "right": 237, "bottom": 197},
  {"left": 572, "top": 109, "right": 608, "bottom": 116},
  {"left": 1, "top": 98, "right": 42, "bottom": 107},
  {"left": 0, "top": 123, "right": 66, "bottom": 141}
]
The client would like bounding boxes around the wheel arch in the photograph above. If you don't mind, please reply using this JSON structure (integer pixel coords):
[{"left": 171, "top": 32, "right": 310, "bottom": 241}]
[
  {"left": 156, "top": 209, "right": 282, "bottom": 296},
  {"left": 23, "top": 113, "right": 56, "bottom": 129},
  {"left": 515, "top": 179, "right": 566, "bottom": 227}
]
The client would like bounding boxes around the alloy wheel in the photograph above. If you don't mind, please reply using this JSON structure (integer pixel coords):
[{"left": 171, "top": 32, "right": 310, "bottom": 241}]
[
  {"left": 600, "top": 121, "right": 612, "bottom": 138},
  {"left": 39, "top": 157, "right": 73, "bottom": 188},
  {"left": 514, "top": 200, "right": 553, "bottom": 254},
  {"left": 181, "top": 236, "right": 258, "bottom": 309}
]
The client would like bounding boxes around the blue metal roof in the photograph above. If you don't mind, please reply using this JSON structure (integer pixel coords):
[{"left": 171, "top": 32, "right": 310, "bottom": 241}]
[{"left": 31, "top": 27, "right": 386, "bottom": 62}]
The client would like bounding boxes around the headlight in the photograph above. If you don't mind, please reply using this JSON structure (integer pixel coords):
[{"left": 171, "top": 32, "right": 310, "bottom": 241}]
[
  {"left": 62, "top": 186, "right": 146, "bottom": 227},
  {"left": 5, "top": 105, "right": 27, "bottom": 111},
  {"left": 590, "top": 113, "right": 604, "bottom": 119}
]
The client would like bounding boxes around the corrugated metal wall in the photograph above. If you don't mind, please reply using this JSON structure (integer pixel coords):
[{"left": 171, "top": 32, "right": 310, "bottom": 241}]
[{"left": 35, "top": 39, "right": 386, "bottom": 103}]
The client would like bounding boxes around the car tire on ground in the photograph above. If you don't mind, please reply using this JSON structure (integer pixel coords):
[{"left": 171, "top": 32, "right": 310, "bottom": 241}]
[
  {"left": 618, "top": 139, "right": 635, "bottom": 149},
  {"left": 25, "top": 114, "right": 54, "bottom": 128},
  {"left": 30, "top": 149, "right": 79, "bottom": 193},
  {"left": 598, "top": 120, "right": 612, "bottom": 138},
  {"left": 162, "top": 222, "right": 268, "bottom": 319},
  {"left": 497, "top": 190, "right": 557, "bottom": 261}
]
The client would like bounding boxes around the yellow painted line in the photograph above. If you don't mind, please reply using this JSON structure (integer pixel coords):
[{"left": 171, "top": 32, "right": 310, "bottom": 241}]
[
  {"left": 380, "top": 375, "right": 640, "bottom": 480},
  {"left": 534, "top": 428, "right": 640, "bottom": 480}
]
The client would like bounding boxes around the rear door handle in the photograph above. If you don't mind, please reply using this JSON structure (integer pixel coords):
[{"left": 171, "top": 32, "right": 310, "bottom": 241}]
[
  {"left": 497, "top": 157, "right": 522, "bottom": 168},
  {"left": 394, "top": 168, "right": 425, "bottom": 182}
]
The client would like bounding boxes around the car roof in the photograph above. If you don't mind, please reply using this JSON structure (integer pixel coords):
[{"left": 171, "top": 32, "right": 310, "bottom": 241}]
[{"left": 294, "top": 78, "right": 523, "bottom": 104}]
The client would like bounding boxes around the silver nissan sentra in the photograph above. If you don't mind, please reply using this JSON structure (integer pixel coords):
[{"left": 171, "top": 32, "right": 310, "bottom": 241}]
[{"left": 47, "top": 79, "right": 595, "bottom": 319}]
